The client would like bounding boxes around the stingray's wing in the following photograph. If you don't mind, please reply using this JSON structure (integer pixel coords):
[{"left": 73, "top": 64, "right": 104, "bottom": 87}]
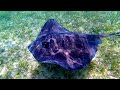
[
  {"left": 40, "top": 19, "right": 70, "bottom": 35},
  {"left": 62, "top": 33, "right": 103, "bottom": 70},
  {"left": 28, "top": 19, "right": 72, "bottom": 69},
  {"left": 28, "top": 33, "right": 73, "bottom": 70},
  {"left": 85, "top": 34, "right": 102, "bottom": 58},
  {"left": 34, "top": 33, "right": 103, "bottom": 71},
  {"left": 28, "top": 19, "right": 70, "bottom": 52},
  {"left": 32, "top": 19, "right": 71, "bottom": 44}
]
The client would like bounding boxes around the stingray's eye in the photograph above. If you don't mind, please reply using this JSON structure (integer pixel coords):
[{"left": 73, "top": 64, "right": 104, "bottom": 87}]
[{"left": 42, "top": 42, "right": 49, "bottom": 48}]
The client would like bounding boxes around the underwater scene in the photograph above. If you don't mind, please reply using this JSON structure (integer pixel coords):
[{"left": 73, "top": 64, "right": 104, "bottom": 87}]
[{"left": 0, "top": 11, "right": 120, "bottom": 79}]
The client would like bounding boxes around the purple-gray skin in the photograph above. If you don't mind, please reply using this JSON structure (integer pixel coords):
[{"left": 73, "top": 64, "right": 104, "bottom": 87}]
[{"left": 28, "top": 19, "right": 120, "bottom": 71}]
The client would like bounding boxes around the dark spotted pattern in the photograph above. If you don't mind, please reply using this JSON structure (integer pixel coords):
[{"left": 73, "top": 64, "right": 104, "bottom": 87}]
[{"left": 28, "top": 19, "right": 120, "bottom": 71}]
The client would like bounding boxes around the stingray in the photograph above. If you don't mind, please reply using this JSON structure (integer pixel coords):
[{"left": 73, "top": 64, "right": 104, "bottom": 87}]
[{"left": 28, "top": 19, "right": 120, "bottom": 71}]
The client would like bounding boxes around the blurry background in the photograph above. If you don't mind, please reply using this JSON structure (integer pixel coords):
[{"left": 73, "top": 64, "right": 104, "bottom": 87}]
[{"left": 0, "top": 11, "right": 120, "bottom": 79}]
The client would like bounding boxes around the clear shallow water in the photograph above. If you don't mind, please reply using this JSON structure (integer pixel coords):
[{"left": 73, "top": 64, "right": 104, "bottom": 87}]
[{"left": 0, "top": 11, "right": 120, "bottom": 79}]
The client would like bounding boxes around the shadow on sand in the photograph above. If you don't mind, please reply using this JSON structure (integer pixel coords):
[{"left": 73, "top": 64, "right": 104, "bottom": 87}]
[{"left": 31, "top": 61, "right": 96, "bottom": 79}]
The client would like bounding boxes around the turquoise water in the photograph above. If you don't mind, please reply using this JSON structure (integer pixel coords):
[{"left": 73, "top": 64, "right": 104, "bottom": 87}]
[{"left": 0, "top": 11, "right": 120, "bottom": 79}]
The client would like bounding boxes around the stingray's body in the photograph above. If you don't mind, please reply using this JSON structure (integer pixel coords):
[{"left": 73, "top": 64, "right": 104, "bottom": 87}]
[{"left": 28, "top": 19, "right": 120, "bottom": 71}]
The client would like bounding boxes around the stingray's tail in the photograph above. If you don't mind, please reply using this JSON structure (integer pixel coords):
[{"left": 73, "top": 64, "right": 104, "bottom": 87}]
[{"left": 99, "top": 32, "right": 120, "bottom": 38}]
